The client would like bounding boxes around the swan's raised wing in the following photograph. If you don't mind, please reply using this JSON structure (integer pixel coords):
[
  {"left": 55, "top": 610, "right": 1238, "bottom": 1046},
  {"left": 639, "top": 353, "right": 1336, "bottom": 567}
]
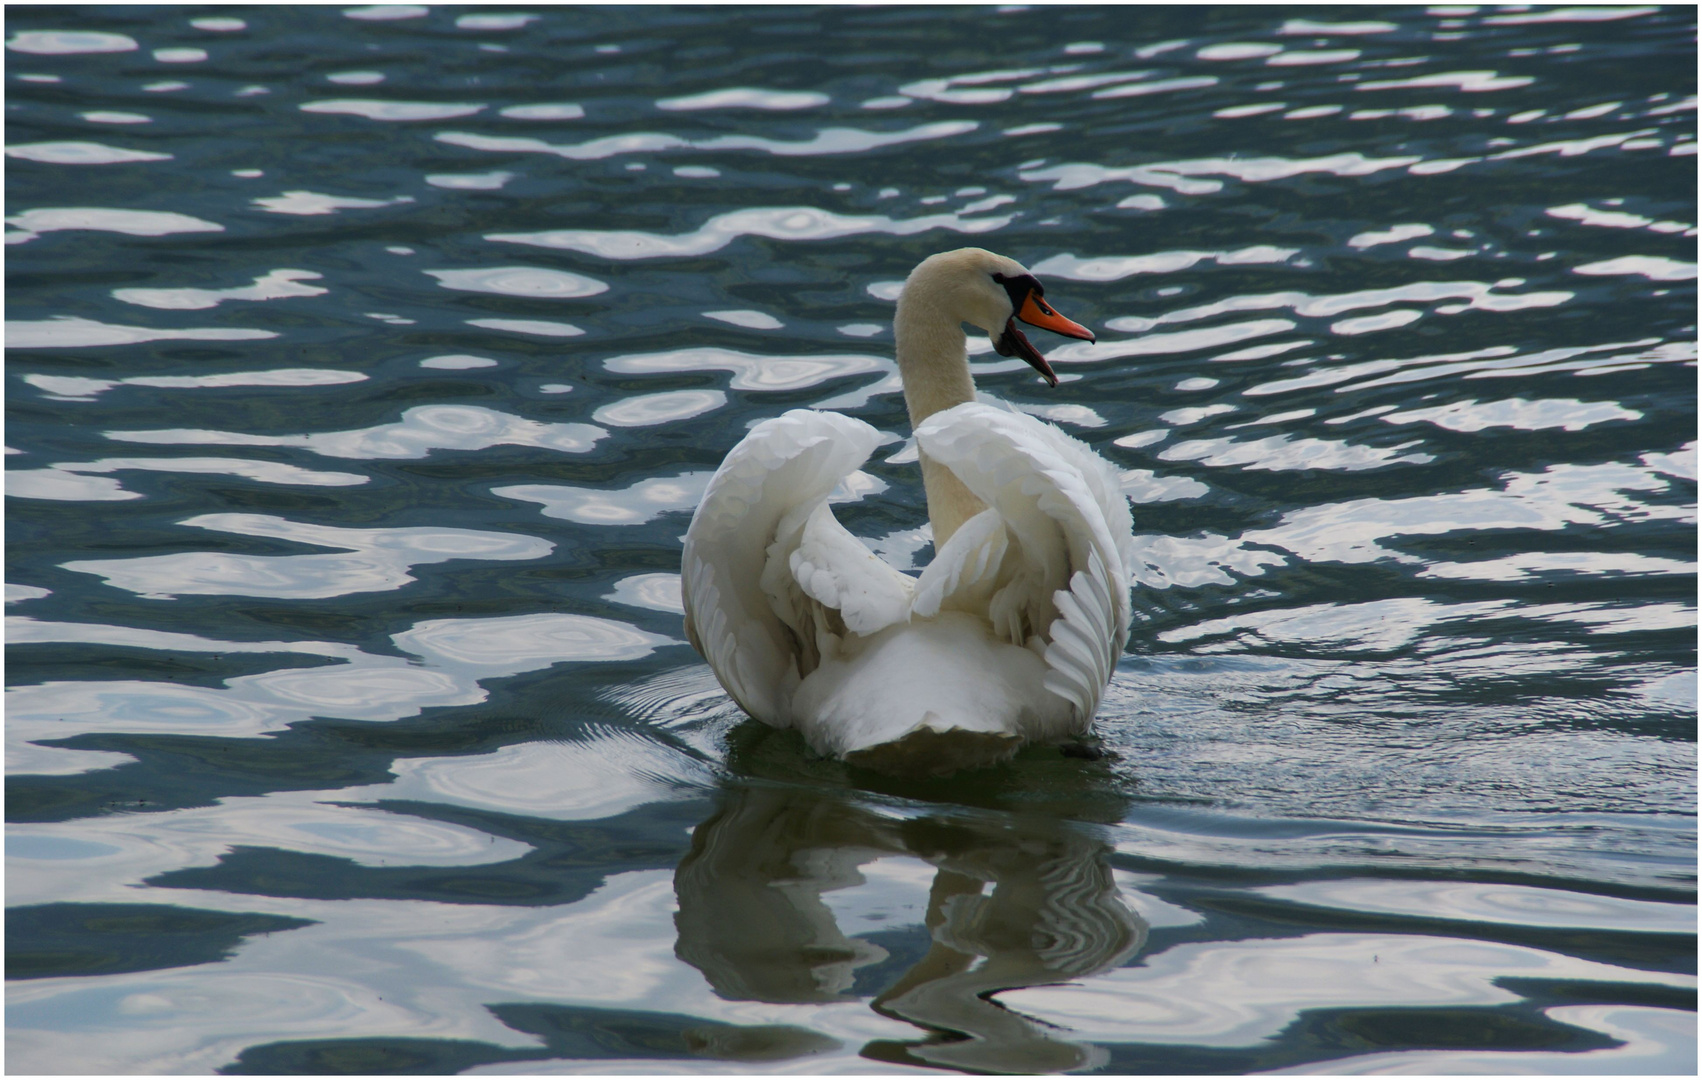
[
  {"left": 681, "top": 409, "right": 914, "bottom": 726},
  {"left": 914, "top": 402, "right": 1132, "bottom": 727}
]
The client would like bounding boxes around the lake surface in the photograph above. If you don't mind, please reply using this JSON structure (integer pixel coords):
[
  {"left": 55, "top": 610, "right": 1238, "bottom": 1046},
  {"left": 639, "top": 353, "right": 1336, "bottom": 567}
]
[{"left": 4, "top": 4, "right": 1696, "bottom": 1074}]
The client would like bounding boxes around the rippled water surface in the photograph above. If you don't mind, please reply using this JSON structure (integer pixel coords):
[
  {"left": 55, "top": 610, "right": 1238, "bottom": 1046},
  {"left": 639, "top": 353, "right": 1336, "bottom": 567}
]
[{"left": 5, "top": 4, "right": 1697, "bottom": 1074}]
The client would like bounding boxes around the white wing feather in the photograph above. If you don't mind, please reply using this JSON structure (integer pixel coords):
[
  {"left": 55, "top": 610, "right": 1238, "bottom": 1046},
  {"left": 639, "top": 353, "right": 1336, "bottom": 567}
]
[
  {"left": 915, "top": 403, "right": 1132, "bottom": 727},
  {"left": 681, "top": 409, "right": 913, "bottom": 726},
  {"left": 789, "top": 502, "right": 914, "bottom": 635},
  {"left": 910, "top": 506, "right": 1008, "bottom": 619}
]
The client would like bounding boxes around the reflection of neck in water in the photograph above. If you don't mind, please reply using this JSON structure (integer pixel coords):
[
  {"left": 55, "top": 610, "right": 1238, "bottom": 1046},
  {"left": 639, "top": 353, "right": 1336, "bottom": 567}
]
[{"left": 673, "top": 785, "right": 1147, "bottom": 1073}]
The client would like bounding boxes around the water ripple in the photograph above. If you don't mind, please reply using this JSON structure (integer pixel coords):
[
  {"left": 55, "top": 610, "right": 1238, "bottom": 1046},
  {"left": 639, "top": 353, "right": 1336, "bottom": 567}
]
[
  {"left": 7, "top": 317, "right": 276, "bottom": 349},
  {"left": 437, "top": 120, "right": 976, "bottom": 162},
  {"left": 300, "top": 99, "right": 485, "bottom": 122},
  {"left": 24, "top": 369, "right": 364, "bottom": 401},
  {"left": 5, "top": 207, "right": 222, "bottom": 241},
  {"left": 6, "top": 30, "right": 138, "bottom": 54},
  {"left": 592, "top": 390, "right": 726, "bottom": 428},
  {"left": 1004, "top": 933, "right": 1692, "bottom": 1048},
  {"left": 10, "top": 457, "right": 366, "bottom": 501},
  {"left": 489, "top": 204, "right": 1011, "bottom": 260},
  {"left": 656, "top": 88, "right": 829, "bottom": 112},
  {"left": 5, "top": 142, "right": 171, "bottom": 165},
  {"left": 604, "top": 346, "right": 886, "bottom": 391},
  {"left": 112, "top": 269, "right": 327, "bottom": 310},
  {"left": 108, "top": 405, "right": 607, "bottom": 460},
  {"left": 61, "top": 513, "right": 554, "bottom": 599},
  {"left": 495, "top": 473, "right": 713, "bottom": 526},
  {"left": 425, "top": 266, "right": 608, "bottom": 298}
]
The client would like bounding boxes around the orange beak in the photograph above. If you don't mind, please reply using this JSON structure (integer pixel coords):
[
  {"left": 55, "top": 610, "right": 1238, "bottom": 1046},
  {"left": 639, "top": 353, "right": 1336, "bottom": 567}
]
[
  {"left": 994, "top": 289, "right": 1095, "bottom": 387},
  {"left": 1017, "top": 291, "right": 1095, "bottom": 342}
]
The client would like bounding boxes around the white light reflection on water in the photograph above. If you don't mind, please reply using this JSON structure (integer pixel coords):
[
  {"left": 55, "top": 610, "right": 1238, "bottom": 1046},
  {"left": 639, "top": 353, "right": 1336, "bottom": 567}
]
[
  {"left": 703, "top": 309, "right": 783, "bottom": 330},
  {"left": 439, "top": 120, "right": 977, "bottom": 162},
  {"left": 11, "top": 864, "right": 891, "bottom": 1074},
  {"left": 1163, "top": 405, "right": 1237, "bottom": 427},
  {"left": 6, "top": 30, "right": 138, "bottom": 53},
  {"left": 593, "top": 390, "right": 726, "bottom": 427},
  {"left": 252, "top": 190, "right": 415, "bottom": 215},
  {"left": 1159, "top": 432, "right": 1434, "bottom": 472},
  {"left": 397, "top": 613, "right": 674, "bottom": 676},
  {"left": 1574, "top": 254, "right": 1699, "bottom": 281},
  {"left": 8, "top": 792, "right": 534, "bottom": 908},
  {"left": 1418, "top": 550, "right": 1697, "bottom": 582},
  {"left": 1033, "top": 247, "right": 1297, "bottom": 281},
  {"left": 420, "top": 354, "right": 498, "bottom": 370},
  {"left": 1103, "top": 280, "right": 1571, "bottom": 333},
  {"left": 108, "top": 404, "right": 607, "bottom": 459},
  {"left": 5, "top": 206, "right": 222, "bottom": 240},
  {"left": 495, "top": 473, "right": 713, "bottom": 525},
  {"left": 490, "top": 205, "right": 1011, "bottom": 260},
  {"left": 1021, "top": 152, "right": 1421, "bottom": 194},
  {"left": 1094, "top": 75, "right": 1221, "bottom": 99},
  {"left": 605, "top": 347, "right": 886, "bottom": 391},
  {"left": 1051, "top": 319, "right": 1297, "bottom": 365},
  {"left": 6, "top": 910, "right": 561, "bottom": 1072},
  {"left": 1242, "top": 458, "right": 1694, "bottom": 568},
  {"left": 300, "top": 99, "right": 486, "bottom": 121},
  {"left": 456, "top": 12, "right": 538, "bottom": 31},
  {"left": 1001, "top": 933, "right": 1693, "bottom": 1047},
  {"left": 1119, "top": 469, "right": 1209, "bottom": 503},
  {"left": 1121, "top": 453, "right": 1695, "bottom": 591},
  {"left": 606, "top": 572, "right": 686, "bottom": 613},
  {"left": 5, "top": 141, "right": 172, "bottom": 164},
  {"left": 62, "top": 514, "right": 554, "bottom": 599},
  {"left": 1161, "top": 597, "right": 1517, "bottom": 652},
  {"left": 4, "top": 470, "right": 141, "bottom": 502},
  {"left": 112, "top": 269, "right": 327, "bottom": 310},
  {"left": 80, "top": 110, "right": 152, "bottom": 124},
  {"left": 1244, "top": 337, "right": 1694, "bottom": 397},
  {"left": 380, "top": 735, "right": 704, "bottom": 823},
  {"left": 431, "top": 170, "right": 514, "bottom": 191},
  {"left": 1547, "top": 202, "right": 1696, "bottom": 234},
  {"left": 425, "top": 266, "right": 608, "bottom": 298},
  {"left": 6, "top": 317, "right": 275, "bottom": 349},
  {"left": 657, "top": 88, "right": 830, "bottom": 112},
  {"left": 1383, "top": 396, "right": 1642, "bottom": 432},
  {"left": 7, "top": 611, "right": 677, "bottom": 774},
  {"left": 1357, "top": 70, "right": 1535, "bottom": 93},
  {"left": 466, "top": 317, "right": 584, "bottom": 337},
  {"left": 343, "top": 4, "right": 428, "bottom": 19},
  {"left": 1261, "top": 878, "right": 1697, "bottom": 933},
  {"left": 499, "top": 103, "right": 584, "bottom": 120},
  {"left": 13, "top": 458, "right": 367, "bottom": 501}
]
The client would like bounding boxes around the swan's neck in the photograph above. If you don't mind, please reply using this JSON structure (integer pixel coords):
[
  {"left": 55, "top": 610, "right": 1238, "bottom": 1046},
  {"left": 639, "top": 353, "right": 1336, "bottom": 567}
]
[{"left": 895, "top": 292, "right": 985, "bottom": 548}]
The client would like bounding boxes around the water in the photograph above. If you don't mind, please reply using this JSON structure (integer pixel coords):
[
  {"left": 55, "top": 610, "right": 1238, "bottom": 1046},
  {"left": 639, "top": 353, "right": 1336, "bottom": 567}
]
[{"left": 4, "top": 4, "right": 1695, "bottom": 1073}]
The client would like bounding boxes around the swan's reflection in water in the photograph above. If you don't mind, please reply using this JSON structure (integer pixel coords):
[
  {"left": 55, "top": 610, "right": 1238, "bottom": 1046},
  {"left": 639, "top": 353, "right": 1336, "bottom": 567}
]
[{"left": 674, "top": 784, "right": 1146, "bottom": 1072}]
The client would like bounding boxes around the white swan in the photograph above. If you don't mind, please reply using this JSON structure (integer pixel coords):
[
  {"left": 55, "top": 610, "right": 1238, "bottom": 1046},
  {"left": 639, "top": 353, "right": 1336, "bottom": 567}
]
[{"left": 681, "top": 248, "right": 1133, "bottom": 775}]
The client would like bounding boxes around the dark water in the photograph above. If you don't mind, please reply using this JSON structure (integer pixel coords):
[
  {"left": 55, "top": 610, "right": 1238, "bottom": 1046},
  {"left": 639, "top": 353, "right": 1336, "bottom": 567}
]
[{"left": 5, "top": 4, "right": 1696, "bottom": 1074}]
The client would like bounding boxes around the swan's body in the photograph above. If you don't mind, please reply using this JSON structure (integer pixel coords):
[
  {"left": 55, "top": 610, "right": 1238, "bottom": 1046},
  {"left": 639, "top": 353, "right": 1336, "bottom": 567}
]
[{"left": 681, "top": 248, "right": 1133, "bottom": 774}]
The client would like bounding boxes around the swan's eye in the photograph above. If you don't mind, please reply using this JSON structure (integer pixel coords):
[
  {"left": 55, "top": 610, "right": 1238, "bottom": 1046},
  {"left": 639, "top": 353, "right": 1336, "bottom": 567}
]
[{"left": 991, "top": 271, "right": 1043, "bottom": 310}]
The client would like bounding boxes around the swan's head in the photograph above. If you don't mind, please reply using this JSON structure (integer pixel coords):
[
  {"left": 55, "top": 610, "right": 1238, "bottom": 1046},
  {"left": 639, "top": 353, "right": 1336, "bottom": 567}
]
[{"left": 902, "top": 247, "right": 1097, "bottom": 387}]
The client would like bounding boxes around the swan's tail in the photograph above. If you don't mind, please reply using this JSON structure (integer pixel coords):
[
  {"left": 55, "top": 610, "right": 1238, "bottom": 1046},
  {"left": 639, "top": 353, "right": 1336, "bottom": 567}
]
[{"left": 791, "top": 611, "right": 1077, "bottom": 774}]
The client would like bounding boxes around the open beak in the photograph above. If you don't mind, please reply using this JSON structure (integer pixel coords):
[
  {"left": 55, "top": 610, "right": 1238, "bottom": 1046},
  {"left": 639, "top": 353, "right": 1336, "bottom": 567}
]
[{"left": 994, "top": 290, "right": 1096, "bottom": 388}]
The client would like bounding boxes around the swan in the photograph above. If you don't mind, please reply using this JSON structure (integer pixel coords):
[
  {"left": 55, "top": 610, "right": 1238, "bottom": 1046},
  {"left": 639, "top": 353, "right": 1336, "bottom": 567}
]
[{"left": 681, "top": 248, "right": 1133, "bottom": 775}]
